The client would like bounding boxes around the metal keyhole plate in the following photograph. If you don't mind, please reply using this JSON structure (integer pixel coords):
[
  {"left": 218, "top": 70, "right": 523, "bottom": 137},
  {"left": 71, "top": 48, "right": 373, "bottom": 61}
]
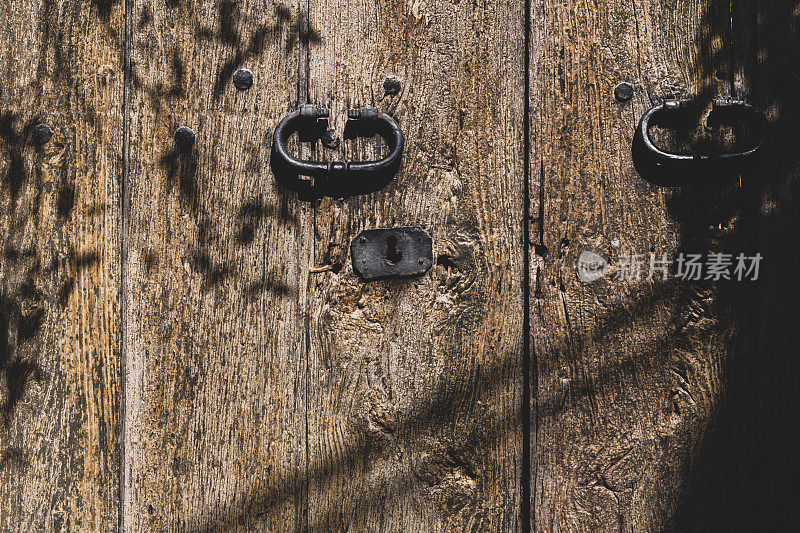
[{"left": 351, "top": 227, "right": 433, "bottom": 280}]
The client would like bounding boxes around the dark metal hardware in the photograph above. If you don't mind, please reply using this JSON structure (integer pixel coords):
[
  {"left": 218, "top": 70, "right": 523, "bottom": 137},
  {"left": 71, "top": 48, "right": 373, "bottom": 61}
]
[
  {"left": 383, "top": 76, "right": 402, "bottom": 95},
  {"left": 321, "top": 129, "right": 340, "bottom": 149},
  {"left": 271, "top": 105, "right": 404, "bottom": 198},
  {"left": 174, "top": 126, "right": 196, "bottom": 151},
  {"left": 633, "top": 97, "right": 767, "bottom": 186},
  {"left": 351, "top": 227, "right": 432, "bottom": 280},
  {"left": 614, "top": 82, "right": 634, "bottom": 102},
  {"left": 233, "top": 69, "right": 254, "bottom": 91},
  {"left": 33, "top": 124, "right": 53, "bottom": 146}
]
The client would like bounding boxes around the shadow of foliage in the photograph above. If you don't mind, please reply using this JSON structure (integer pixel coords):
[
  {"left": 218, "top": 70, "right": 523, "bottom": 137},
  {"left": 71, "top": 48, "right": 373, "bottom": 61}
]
[{"left": 195, "top": 2, "right": 320, "bottom": 99}]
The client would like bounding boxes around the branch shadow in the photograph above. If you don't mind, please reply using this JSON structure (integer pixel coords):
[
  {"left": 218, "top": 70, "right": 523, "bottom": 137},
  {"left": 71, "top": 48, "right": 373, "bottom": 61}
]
[
  {"left": 120, "top": 0, "right": 798, "bottom": 530},
  {"left": 185, "top": 261, "right": 733, "bottom": 532},
  {"left": 0, "top": 110, "right": 101, "bottom": 468},
  {"left": 195, "top": 2, "right": 320, "bottom": 100}
]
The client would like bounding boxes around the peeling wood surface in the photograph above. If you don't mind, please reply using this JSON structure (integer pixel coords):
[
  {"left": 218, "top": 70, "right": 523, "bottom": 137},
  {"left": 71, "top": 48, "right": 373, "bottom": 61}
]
[{"left": 0, "top": 0, "right": 122, "bottom": 530}]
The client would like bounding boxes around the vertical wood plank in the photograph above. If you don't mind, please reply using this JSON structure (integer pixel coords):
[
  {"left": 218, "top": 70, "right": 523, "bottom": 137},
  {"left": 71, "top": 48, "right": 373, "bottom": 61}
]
[
  {"left": 739, "top": 1, "right": 800, "bottom": 527},
  {"left": 679, "top": 0, "right": 800, "bottom": 529},
  {"left": 529, "top": 0, "right": 738, "bottom": 530},
  {"left": 124, "top": 1, "right": 308, "bottom": 530},
  {"left": 0, "top": 0, "right": 123, "bottom": 530},
  {"left": 305, "top": 0, "right": 526, "bottom": 530}
]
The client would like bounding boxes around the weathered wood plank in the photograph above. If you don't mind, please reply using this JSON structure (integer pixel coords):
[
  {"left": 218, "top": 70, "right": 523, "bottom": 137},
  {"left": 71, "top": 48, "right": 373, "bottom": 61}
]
[
  {"left": 305, "top": 0, "right": 526, "bottom": 530},
  {"left": 529, "top": 0, "right": 739, "bottom": 530},
  {"left": 736, "top": 2, "right": 800, "bottom": 527},
  {"left": 677, "top": 1, "right": 800, "bottom": 529},
  {"left": 123, "top": 1, "right": 308, "bottom": 530},
  {"left": 0, "top": 0, "right": 123, "bottom": 530}
]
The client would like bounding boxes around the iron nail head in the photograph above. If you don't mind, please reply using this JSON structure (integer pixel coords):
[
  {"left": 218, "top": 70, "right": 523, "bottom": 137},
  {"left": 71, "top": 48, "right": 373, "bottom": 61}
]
[
  {"left": 233, "top": 69, "right": 254, "bottom": 91},
  {"left": 383, "top": 76, "right": 402, "bottom": 95},
  {"left": 174, "top": 126, "right": 196, "bottom": 151},
  {"left": 614, "top": 82, "right": 634, "bottom": 103},
  {"left": 33, "top": 124, "right": 53, "bottom": 146}
]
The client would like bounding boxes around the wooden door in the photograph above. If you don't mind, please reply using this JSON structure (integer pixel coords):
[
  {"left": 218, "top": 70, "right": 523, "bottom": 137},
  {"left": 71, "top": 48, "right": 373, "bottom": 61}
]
[{"left": 1, "top": 0, "right": 797, "bottom": 531}]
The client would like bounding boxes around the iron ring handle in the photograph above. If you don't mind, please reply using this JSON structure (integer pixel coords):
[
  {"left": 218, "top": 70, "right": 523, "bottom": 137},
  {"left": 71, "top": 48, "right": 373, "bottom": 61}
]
[
  {"left": 633, "top": 98, "right": 767, "bottom": 186},
  {"left": 271, "top": 105, "right": 404, "bottom": 197}
]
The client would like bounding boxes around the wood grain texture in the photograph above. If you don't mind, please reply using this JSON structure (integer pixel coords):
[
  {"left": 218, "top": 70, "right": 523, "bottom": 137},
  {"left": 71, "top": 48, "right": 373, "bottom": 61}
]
[
  {"left": 676, "top": 1, "right": 800, "bottom": 530},
  {"left": 735, "top": 1, "right": 800, "bottom": 527},
  {"left": 123, "top": 1, "right": 309, "bottom": 530},
  {"left": 3, "top": 0, "right": 791, "bottom": 530},
  {"left": 529, "top": 0, "right": 741, "bottom": 530},
  {"left": 304, "top": 0, "right": 526, "bottom": 530},
  {"left": 0, "top": 0, "right": 122, "bottom": 530}
]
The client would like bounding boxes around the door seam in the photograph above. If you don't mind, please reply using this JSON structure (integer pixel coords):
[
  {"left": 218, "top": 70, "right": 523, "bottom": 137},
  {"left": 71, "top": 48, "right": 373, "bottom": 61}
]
[
  {"left": 522, "top": 0, "right": 533, "bottom": 530},
  {"left": 119, "top": 0, "right": 133, "bottom": 530}
]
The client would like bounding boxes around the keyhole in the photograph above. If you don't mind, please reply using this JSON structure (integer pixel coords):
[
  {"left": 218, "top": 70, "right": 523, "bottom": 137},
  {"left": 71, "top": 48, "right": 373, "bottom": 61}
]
[{"left": 386, "top": 235, "right": 403, "bottom": 264}]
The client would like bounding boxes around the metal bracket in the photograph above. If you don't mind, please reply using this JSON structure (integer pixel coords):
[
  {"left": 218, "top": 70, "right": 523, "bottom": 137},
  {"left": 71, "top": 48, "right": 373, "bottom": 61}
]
[
  {"left": 632, "top": 96, "right": 767, "bottom": 186},
  {"left": 271, "top": 105, "right": 404, "bottom": 198},
  {"left": 351, "top": 227, "right": 433, "bottom": 280}
]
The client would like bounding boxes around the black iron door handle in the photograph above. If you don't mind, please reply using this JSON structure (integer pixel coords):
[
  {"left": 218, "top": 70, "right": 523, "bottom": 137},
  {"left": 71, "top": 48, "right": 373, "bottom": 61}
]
[
  {"left": 633, "top": 97, "right": 767, "bottom": 186},
  {"left": 271, "top": 105, "right": 404, "bottom": 198}
]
